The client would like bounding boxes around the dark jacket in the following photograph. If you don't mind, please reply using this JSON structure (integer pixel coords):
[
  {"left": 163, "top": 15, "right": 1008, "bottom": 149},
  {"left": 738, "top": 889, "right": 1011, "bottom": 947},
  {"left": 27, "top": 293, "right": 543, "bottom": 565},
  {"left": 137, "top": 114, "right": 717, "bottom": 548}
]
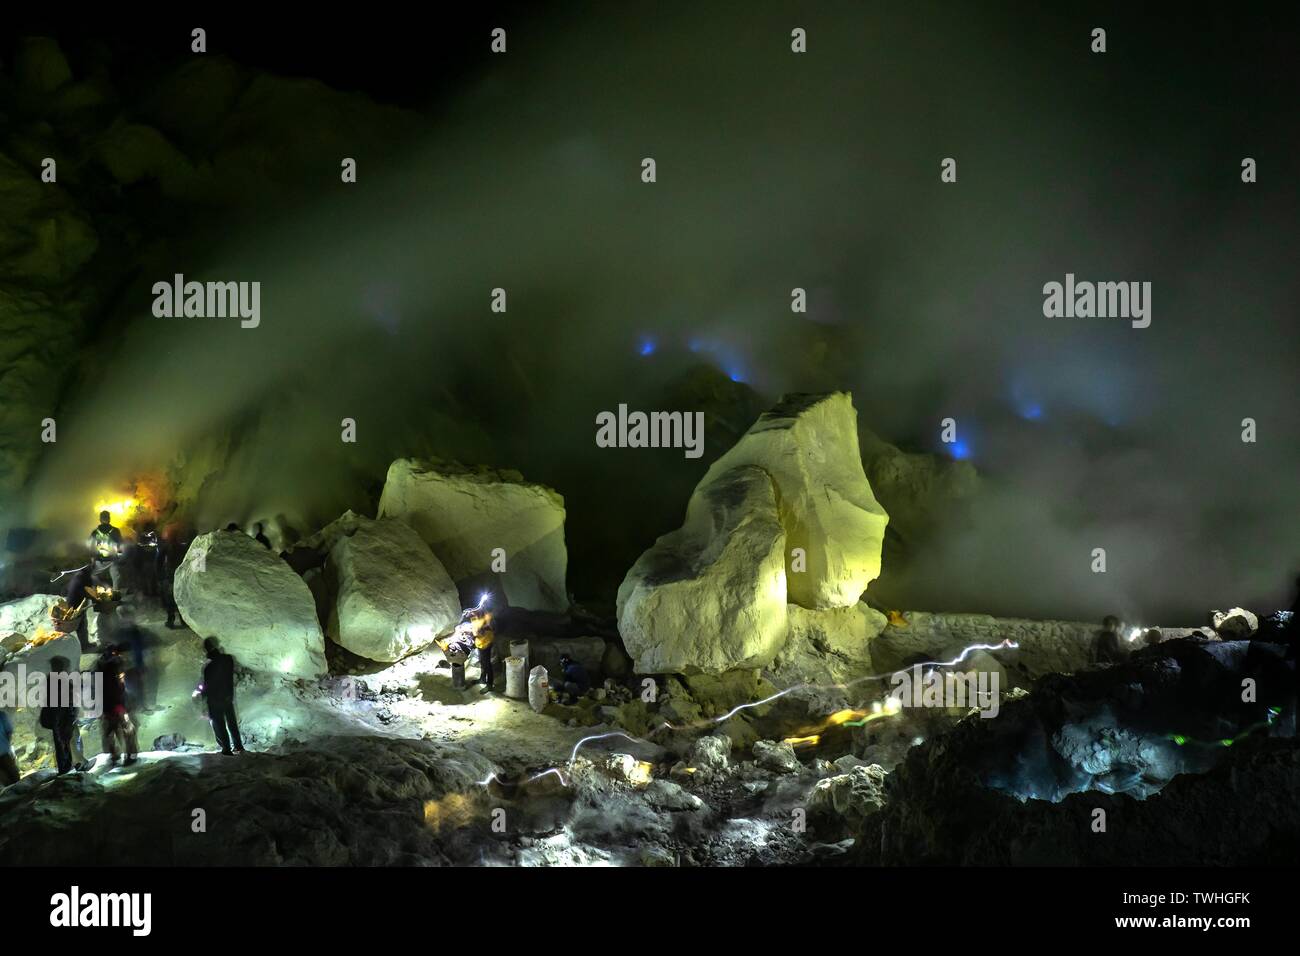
[
  {"left": 40, "top": 674, "right": 78, "bottom": 734},
  {"left": 561, "top": 660, "right": 590, "bottom": 693},
  {"left": 202, "top": 652, "right": 236, "bottom": 702},
  {"left": 88, "top": 524, "right": 123, "bottom": 560},
  {"left": 97, "top": 655, "right": 129, "bottom": 716}
]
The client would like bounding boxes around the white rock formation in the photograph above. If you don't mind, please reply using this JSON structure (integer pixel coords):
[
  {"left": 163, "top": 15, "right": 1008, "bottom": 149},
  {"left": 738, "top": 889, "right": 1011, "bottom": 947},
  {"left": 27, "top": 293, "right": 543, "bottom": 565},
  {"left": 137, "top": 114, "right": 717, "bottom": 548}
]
[
  {"left": 785, "top": 601, "right": 885, "bottom": 664},
  {"left": 326, "top": 517, "right": 461, "bottom": 662},
  {"left": 616, "top": 466, "right": 788, "bottom": 674},
  {"left": 869, "top": 611, "right": 1097, "bottom": 681},
  {"left": 378, "top": 459, "right": 568, "bottom": 612},
  {"left": 174, "top": 531, "right": 327, "bottom": 678},
  {"left": 702, "top": 392, "right": 888, "bottom": 609},
  {"left": 1211, "top": 608, "right": 1259, "bottom": 640},
  {"left": 0, "top": 594, "right": 61, "bottom": 646},
  {"left": 766, "top": 602, "right": 888, "bottom": 711}
]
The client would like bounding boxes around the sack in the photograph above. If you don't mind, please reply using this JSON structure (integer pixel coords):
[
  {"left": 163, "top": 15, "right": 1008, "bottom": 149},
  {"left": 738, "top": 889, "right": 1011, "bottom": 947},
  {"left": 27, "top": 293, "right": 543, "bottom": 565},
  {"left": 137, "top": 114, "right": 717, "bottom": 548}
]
[{"left": 527, "top": 665, "right": 550, "bottom": 714}]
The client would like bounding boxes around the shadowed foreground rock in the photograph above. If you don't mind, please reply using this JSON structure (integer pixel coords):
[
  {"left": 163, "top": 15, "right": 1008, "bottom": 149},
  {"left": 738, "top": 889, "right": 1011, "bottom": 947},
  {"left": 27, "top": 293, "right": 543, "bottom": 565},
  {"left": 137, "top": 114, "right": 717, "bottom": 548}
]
[
  {"left": 0, "top": 737, "right": 498, "bottom": 866},
  {"left": 853, "top": 637, "right": 1299, "bottom": 865}
]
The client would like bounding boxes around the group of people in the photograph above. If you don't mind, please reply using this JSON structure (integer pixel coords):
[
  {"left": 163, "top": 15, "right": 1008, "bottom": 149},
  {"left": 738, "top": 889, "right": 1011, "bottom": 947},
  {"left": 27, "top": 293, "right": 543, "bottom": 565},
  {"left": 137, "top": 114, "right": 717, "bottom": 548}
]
[
  {"left": 0, "top": 511, "right": 253, "bottom": 789},
  {"left": 434, "top": 606, "right": 592, "bottom": 704}
]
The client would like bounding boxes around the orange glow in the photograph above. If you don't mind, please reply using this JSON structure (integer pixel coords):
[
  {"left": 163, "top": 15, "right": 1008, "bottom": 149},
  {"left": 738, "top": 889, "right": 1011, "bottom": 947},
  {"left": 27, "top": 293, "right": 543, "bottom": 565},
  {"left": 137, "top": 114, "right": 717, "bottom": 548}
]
[
  {"left": 423, "top": 793, "right": 476, "bottom": 833},
  {"left": 29, "top": 628, "right": 61, "bottom": 648}
]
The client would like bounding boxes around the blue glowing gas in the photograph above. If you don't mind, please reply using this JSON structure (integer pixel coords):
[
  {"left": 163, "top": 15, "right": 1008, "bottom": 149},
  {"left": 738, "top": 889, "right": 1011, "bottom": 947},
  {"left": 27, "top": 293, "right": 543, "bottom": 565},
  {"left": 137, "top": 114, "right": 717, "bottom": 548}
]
[
  {"left": 638, "top": 337, "right": 656, "bottom": 357},
  {"left": 949, "top": 440, "right": 971, "bottom": 460}
]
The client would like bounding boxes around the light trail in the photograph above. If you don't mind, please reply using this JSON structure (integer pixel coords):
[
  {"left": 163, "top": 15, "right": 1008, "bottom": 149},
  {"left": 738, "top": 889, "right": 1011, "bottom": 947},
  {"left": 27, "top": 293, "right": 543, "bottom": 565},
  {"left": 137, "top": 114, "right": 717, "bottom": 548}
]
[{"left": 473, "top": 639, "right": 1021, "bottom": 792}]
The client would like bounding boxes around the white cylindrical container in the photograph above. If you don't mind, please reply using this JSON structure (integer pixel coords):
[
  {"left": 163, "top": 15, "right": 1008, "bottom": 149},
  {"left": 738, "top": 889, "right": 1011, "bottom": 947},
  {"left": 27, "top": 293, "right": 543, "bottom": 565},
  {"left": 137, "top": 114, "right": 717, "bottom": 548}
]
[
  {"left": 528, "top": 665, "right": 550, "bottom": 713},
  {"left": 505, "top": 656, "right": 528, "bottom": 699}
]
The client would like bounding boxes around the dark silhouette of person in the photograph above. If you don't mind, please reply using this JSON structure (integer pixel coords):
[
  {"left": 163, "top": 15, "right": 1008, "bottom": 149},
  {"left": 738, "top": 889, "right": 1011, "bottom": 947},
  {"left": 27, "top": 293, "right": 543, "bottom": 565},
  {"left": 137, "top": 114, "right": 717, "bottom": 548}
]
[
  {"left": 254, "top": 523, "right": 272, "bottom": 550},
  {"left": 199, "top": 638, "right": 244, "bottom": 755},
  {"left": 40, "top": 656, "right": 91, "bottom": 774},
  {"left": 64, "top": 564, "right": 94, "bottom": 650},
  {"left": 1093, "top": 615, "right": 1125, "bottom": 663},
  {"left": 556, "top": 654, "right": 591, "bottom": 704},
  {"left": 113, "top": 608, "right": 154, "bottom": 712},
  {"left": 0, "top": 710, "right": 18, "bottom": 787},
  {"left": 159, "top": 529, "right": 188, "bottom": 628},
  {"left": 96, "top": 645, "right": 139, "bottom": 765}
]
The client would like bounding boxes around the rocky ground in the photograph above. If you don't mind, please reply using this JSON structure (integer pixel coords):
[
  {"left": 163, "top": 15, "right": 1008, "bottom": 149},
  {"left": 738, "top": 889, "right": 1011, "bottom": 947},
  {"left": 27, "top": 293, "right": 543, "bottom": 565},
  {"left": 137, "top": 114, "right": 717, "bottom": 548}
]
[{"left": 4, "top": 591, "right": 1292, "bottom": 866}]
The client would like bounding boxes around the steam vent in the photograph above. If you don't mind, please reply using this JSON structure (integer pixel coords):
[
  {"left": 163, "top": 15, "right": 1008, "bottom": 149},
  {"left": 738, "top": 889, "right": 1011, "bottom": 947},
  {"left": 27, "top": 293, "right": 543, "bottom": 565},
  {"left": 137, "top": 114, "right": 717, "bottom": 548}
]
[{"left": 0, "top": 7, "right": 1296, "bottom": 938}]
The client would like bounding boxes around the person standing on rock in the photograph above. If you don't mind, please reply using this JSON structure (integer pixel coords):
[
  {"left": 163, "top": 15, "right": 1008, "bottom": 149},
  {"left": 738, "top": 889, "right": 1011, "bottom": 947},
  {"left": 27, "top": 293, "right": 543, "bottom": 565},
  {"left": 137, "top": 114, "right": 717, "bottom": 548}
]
[{"left": 198, "top": 638, "right": 244, "bottom": 755}]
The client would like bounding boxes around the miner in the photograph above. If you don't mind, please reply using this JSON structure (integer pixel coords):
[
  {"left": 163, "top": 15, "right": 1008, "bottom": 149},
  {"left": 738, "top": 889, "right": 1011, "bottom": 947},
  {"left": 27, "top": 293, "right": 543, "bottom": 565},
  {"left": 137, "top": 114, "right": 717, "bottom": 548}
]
[
  {"left": 96, "top": 644, "right": 139, "bottom": 766},
  {"left": 40, "top": 656, "right": 92, "bottom": 774},
  {"left": 474, "top": 612, "right": 497, "bottom": 694},
  {"left": 197, "top": 637, "right": 244, "bottom": 755},
  {"left": 1093, "top": 615, "right": 1129, "bottom": 663},
  {"left": 158, "top": 527, "right": 188, "bottom": 628},
  {"left": 555, "top": 654, "right": 591, "bottom": 704},
  {"left": 64, "top": 563, "right": 95, "bottom": 649},
  {"left": 87, "top": 510, "right": 125, "bottom": 592}
]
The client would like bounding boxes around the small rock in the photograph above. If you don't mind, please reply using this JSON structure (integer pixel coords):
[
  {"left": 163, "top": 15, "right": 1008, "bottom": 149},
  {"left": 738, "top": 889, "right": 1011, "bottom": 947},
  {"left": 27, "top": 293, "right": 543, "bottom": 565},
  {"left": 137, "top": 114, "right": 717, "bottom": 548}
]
[
  {"left": 644, "top": 779, "right": 705, "bottom": 811},
  {"left": 639, "top": 845, "right": 677, "bottom": 867},
  {"left": 753, "top": 739, "right": 803, "bottom": 774},
  {"left": 1211, "top": 607, "right": 1259, "bottom": 640},
  {"left": 688, "top": 734, "right": 732, "bottom": 772}
]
